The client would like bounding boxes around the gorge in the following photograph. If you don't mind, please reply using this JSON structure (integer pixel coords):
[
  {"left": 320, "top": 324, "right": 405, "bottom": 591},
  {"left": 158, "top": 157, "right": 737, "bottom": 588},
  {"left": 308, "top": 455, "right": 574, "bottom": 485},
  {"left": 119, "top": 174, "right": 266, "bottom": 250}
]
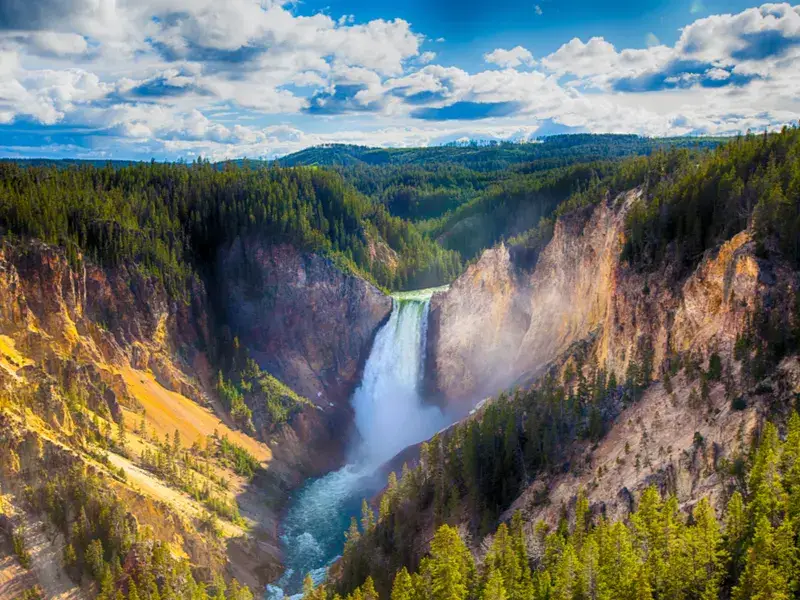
[
  {"left": 267, "top": 287, "right": 449, "bottom": 599},
  {"left": 2, "top": 130, "right": 800, "bottom": 600}
]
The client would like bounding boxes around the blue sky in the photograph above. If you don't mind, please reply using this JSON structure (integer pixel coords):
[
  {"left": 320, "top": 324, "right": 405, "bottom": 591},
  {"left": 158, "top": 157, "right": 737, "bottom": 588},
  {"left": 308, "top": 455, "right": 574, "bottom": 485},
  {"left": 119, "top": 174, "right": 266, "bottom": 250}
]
[{"left": 0, "top": 0, "right": 798, "bottom": 160}]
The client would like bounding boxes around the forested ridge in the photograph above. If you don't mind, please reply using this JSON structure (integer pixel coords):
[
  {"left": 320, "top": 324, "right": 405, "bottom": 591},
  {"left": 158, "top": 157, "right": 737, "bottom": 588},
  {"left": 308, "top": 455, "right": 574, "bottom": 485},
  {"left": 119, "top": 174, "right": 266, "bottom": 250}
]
[
  {"left": 274, "top": 135, "right": 723, "bottom": 171},
  {"left": 0, "top": 161, "right": 460, "bottom": 293},
  {"left": 298, "top": 135, "right": 725, "bottom": 261},
  {"left": 623, "top": 127, "right": 800, "bottom": 274},
  {"left": 0, "top": 133, "right": 736, "bottom": 290},
  {"left": 316, "top": 414, "right": 800, "bottom": 600}
]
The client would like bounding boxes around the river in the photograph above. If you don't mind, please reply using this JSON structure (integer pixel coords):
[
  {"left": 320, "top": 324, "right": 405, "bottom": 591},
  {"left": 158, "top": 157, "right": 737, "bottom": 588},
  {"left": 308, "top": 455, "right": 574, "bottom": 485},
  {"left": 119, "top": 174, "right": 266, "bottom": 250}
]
[{"left": 266, "top": 287, "right": 448, "bottom": 599}]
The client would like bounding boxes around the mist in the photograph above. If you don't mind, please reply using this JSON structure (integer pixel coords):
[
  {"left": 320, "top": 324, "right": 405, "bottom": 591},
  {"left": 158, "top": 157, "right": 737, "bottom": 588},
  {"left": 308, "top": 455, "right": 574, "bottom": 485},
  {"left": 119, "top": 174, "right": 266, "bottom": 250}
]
[
  {"left": 268, "top": 287, "right": 450, "bottom": 599},
  {"left": 350, "top": 293, "right": 447, "bottom": 468}
]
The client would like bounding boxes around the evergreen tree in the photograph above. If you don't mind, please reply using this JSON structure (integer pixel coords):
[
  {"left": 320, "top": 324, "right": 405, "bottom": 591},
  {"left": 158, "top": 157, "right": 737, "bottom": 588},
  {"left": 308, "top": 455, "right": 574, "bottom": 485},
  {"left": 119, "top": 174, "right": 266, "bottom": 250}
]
[
  {"left": 419, "top": 526, "right": 475, "bottom": 600},
  {"left": 481, "top": 568, "right": 507, "bottom": 600},
  {"left": 733, "top": 516, "right": 792, "bottom": 600},
  {"left": 391, "top": 568, "right": 414, "bottom": 600},
  {"left": 686, "top": 498, "right": 727, "bottom": 600}
]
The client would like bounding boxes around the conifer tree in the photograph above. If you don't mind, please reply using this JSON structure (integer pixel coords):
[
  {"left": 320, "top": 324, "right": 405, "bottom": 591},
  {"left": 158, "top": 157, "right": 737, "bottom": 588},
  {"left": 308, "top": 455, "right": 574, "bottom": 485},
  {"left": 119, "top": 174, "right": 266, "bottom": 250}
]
[
  {"left": 732, "top": 516, "right": 792, "bottom": 600},
  {"left": 391, "top": 568, "right": 414, "bottom": 600},
  {"left": 481, "top": 568, "right": 507, "bottom": 600},
  {"left": 420, "top": 525, "right": 475, "bottom": 600},
  {"left": 749, "top": 423, "right": 787, "bottom": 525},
  {"left": 361, "top": 577, "right": 379, "bottom": 600},
  {"left": 686, "top": 497, "right": 727, "bottom": 600},
  {"left": 361, "top": 499, "right": 376, "bottom": 535}
]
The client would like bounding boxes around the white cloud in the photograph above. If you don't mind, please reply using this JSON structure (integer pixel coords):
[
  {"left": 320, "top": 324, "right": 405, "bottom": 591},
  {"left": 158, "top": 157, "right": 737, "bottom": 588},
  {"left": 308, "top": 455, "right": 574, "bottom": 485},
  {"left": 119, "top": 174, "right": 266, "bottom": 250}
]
[
  {"left": 534, "top": 5, "right": 543, "bottom": 16},
  {"left": 484, "top": 46, "right": 536, "bottom": 68},
  {"left": 418, "top": 51, "right": 437, "bottom": 65},
  {"left": 543, "top": 4, "right": 800, "bottom": 89},
  {"left": 0, "top": 1, "right": 798, "bottom": 158},
  {"left": 676, "top": 3, "right": 800, "bottom": 67}
]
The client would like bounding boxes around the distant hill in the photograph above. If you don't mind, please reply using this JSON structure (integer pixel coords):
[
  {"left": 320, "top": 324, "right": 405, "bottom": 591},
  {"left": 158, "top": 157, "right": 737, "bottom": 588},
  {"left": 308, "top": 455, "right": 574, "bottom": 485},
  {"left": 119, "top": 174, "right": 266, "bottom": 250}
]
[{"left": 273, "top": 134, "right": 726, "bottom": 171}]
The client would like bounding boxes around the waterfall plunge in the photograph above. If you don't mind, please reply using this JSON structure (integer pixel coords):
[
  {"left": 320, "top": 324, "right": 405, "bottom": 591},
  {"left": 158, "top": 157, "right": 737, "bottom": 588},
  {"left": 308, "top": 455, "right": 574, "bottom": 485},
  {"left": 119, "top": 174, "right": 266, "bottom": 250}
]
[
  {"left": 351, "top": 292, "right": 446, "bottom": 468},
  {"left": 267, "top": 287, "right": 447, "bottom": 599}
]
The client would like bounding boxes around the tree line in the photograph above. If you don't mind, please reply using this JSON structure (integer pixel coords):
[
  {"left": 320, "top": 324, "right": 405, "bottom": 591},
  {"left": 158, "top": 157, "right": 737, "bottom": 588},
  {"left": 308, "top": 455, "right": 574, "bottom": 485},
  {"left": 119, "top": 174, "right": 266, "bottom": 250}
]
[
  {"left": 0, "top": 161, "right": 461, "bottom": 294},
  {"left": 623, "top": 125, "right": 800, "bottom": 275},
  {"left": 303, "top": 412, "right": 800, "bottom": 600}
]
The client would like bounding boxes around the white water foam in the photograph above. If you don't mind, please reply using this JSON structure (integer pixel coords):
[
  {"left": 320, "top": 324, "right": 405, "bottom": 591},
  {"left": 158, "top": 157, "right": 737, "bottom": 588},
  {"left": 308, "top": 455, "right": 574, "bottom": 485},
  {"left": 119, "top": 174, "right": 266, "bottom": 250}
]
[{"left": 266, "top": 287, "right": 447, "bottom": 598}]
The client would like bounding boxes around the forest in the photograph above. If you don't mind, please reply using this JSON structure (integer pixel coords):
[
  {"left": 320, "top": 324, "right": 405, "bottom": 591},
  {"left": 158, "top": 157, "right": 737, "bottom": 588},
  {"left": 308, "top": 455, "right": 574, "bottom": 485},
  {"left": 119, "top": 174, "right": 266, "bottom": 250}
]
[
  {"left": 321, "top": 407, "right": 800, "bottom": 600},
  {"left": 3, "top": 128, "right": 800, "bottom": 600},
  {"left": 273, "top": 135, "right": 723, "bottom": 171},
  {"left": 0, "top": 161, "right": 461, "bottom": 293},
  {"left": 0, "top": 132, "right": 736, "bottom": 297}
]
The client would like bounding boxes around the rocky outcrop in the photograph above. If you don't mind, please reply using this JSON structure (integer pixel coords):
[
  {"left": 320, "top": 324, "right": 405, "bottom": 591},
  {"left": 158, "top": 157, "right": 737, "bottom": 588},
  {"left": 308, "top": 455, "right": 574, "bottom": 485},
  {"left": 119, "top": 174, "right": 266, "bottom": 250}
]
[
  {"left": 216, "top": 238, "right": 391, "bottom": 407},
  {"left": 428, "top": 192, "right": 638, "bottom": 410},
  {"left": 215, "top": 239, "right": 391, "bottom": 472},
  {"left": 0, "top": 239, "right": 210, "bottom": 401},
  {"left": 503, "top": 359, "right": 794, "bottom": 528},
  {"left": 428, "top": 188, "right": 774, "bottom": 414}
]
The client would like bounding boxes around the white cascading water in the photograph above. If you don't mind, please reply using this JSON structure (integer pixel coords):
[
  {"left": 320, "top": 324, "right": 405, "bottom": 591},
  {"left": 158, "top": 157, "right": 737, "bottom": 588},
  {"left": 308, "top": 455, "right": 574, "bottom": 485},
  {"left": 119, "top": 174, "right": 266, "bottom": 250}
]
[{"left": 266, "top": 287, "right": 448, "bottom": 600}]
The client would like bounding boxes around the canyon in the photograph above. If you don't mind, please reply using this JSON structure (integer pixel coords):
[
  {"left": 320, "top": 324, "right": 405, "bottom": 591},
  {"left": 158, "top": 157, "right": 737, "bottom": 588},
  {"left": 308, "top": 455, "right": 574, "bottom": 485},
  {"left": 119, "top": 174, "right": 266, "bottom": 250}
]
[
  {"left": 2, "top": 186, "right": 793, "bottom": 597},
  {"left": 0, "top": 236, "right": 393, "bottom": 595},
  {"left": 2, "top": 130, "right": 800, "bottom": 600}
]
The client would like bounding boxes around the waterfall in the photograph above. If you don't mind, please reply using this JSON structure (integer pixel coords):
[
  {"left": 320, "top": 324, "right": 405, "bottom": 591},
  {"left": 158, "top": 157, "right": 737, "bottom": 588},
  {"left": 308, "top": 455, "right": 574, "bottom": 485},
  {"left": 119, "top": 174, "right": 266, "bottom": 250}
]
[
  {"left": 351, "top": 291, "right": 446, "bottom": 467},
  {"left": 267, "top": 287, "right": 447, "bottom": 600}
]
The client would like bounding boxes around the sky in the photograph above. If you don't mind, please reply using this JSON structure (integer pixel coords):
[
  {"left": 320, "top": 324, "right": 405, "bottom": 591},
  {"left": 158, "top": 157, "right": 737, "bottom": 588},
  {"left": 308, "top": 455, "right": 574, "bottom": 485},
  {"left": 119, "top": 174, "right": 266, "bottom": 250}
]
[{"left": 0, "top": 0, "right": 798, "bottom": 160}]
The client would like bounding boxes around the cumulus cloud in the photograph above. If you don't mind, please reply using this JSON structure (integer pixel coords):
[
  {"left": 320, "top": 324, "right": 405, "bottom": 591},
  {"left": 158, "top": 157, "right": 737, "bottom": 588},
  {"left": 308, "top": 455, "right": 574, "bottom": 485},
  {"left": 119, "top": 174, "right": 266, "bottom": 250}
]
[
  {"left": 543, "top": 3, "right": 800, "bottom": 91},
  {"left": 0, "top": 1, "right": 798, "bottom": 159},
  {"left": 484, "top": 46, "right": 536, "bottom": 68},
  {"left": 418, "top": 51, "right": 437, "bottom": 65}
]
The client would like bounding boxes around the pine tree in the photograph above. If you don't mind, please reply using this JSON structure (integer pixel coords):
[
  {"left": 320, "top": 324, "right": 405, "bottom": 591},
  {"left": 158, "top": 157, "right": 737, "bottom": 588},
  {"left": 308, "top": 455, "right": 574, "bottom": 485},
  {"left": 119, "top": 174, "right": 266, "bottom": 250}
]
[
  {"left": 128, "top": 581, "right": 141, "bottom": 600},
  {"left": 362, "top": 577, "right": 378, "bottom": 600},
  {"left": 420, "top": 525, "right": 475, "bottom": 600},
  {"left": 631, "top": 486, "right": 666, "bottom": 595},
  {"left": 117, "top": 414, "right": 127, "bottom": 450},
  {"left": 633, "top": 568, "right": 653, "bottom": 600},
  {"left": 686, "top": 498, "right": 726, "bottom": 600},
  {"left": 391, "top": 568, "right": 414, "bottom": 600},
  {"left": 724, "top": 491, "right": 748, "bottom": 575},
  {"left": 749, "top": 423, "right": 787, "bottom": 526},
  {"left": 550, "top": 542, "right": 579, "bottom": 600},
  {"left": 597, "top": 520, "right": 640, "bottom": 600},
  {"left": 576, "top": 535, "right": 599, "bottom": 600},
  {"left": 481, "top": 568, "right": 507, "bottom": 600},
  {"left": 361, "top": 499, "right": 376, "bottom": 535},
  {"left": 303, "top": 574, "right": 316, "bottom": 600},
  {"left": 733, "top": 516, "right": 791, "bottom": 600},
  {"left": 573, "top": 490, "right": 589, "bottom": 550}
]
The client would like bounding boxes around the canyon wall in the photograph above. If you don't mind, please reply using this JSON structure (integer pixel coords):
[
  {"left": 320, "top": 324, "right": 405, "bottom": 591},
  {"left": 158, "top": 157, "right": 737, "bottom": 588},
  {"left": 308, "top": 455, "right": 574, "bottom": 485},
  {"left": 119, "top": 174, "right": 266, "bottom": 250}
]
[
  {"left": 0, "top": 236, "right": 392, "bottom": 590},
  {"left": 216, "top": 239, "right": 392, "bottom": 407},
  {"left": 215, "top": 239, "right": 392, "bottom": 472},
  {"left": 427, "top": 188, "right": 772, "bottom": 413},
  {"left": 422, "top": 186, "right": 798, "bottom": 554}
]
